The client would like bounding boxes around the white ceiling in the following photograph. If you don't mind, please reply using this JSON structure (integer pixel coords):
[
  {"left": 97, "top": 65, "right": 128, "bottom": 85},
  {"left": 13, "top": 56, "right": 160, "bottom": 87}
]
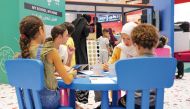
[{"left": 66, "top": 4, "right": 142, "bottom": 13}]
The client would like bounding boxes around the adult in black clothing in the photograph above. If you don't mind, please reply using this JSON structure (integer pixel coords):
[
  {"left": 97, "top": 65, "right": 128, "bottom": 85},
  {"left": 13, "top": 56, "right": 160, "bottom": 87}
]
[
  {"left": 175, "top": 22, "right": 189, "bottom": 79},
  {"left": 71, "top": 14, "right": 91, "bottom": 104},
  {"left": 91, "top": 17, "right": 103, "bottom": 39},
  {"left": 176, "top": 61, "right": 184, "bottom": 79},
  {"left": 72, "top": 14, "right": 91, "bottom": 65}
]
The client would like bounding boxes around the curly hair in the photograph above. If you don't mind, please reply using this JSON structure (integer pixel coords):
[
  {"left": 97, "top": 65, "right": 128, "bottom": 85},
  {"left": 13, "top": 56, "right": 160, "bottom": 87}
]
[
  {"left": 19, "top": 15, "right": 43, "bottom": 58},
  {"left": 131, "top": 24, "right": 159, "bottom": 50}
]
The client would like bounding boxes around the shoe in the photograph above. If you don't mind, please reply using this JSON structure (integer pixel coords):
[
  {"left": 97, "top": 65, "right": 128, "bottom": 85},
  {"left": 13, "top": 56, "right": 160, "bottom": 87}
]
[
  {"left": 94, "top": 102, "right": 112, "bottom": 109},
  {"left": 94, "top": 105, "right": 101, "bottom": 109},
  {"left": 176, "top": 75, "right": 183, "bottom": 79}
]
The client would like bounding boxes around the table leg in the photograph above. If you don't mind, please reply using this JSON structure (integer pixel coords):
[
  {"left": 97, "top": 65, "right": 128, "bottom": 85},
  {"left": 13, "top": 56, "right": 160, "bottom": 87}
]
[
  {"left": 112, "top": 90, "right": 118, "bottom": 106},
  {"left": 69, "top": 89, "right": 75, "bottom": 108},
  {"left": 101, "top": 91, "right": 109, "bottom": 109}
]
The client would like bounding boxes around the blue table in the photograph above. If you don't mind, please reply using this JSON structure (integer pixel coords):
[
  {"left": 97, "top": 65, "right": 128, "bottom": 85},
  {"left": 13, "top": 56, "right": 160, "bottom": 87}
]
[{"left": 58, "top": 75, "right": 119, "bottom": 109}]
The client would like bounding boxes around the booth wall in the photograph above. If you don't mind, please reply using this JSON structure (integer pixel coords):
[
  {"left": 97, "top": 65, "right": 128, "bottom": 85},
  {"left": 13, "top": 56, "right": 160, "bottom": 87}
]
[
  {"left": 151, "top": 0, "right": 174, "bottom": 54},
  {"left": 0, "top": 1, "right": 19, "bottom": 83},
  {"left": 0, "top": 0, "right": 65, "bottom": 83}
]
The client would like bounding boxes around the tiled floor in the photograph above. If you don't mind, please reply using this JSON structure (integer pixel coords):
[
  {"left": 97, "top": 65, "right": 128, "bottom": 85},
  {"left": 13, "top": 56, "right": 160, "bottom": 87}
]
[
  {"left": 164, "top": 73, "right": 190, "bottom": 109},
  {"left": 0, "top": 84, "right": 18, "bottom": 109},
  {"left": 0, "top": 73, "right": 190, "bottom": 109}
]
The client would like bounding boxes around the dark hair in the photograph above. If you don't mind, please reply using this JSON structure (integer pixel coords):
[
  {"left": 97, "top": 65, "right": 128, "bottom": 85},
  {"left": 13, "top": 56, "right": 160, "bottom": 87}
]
[
  {"left": 108, "top": 28, "right": 117, "bottom": 47},
  {"left": 60, "top": 22, "right": 75, "bottom": 35},
  {"left": 157, "top": 35, "right": 167, "bottom": 48},
  {"left": 82, "top": 14, "right": 91, "bottom": 23},
  {"left": 102, "top": 28, "right": 109, "bottom": 33},
  {"left": 19, "top": 15, "right": 43, "bottom": 58},
  {"left": 131, "top": 24, "right": 159, "bottom": 50},
  {"left": 93, "top": 17, "right": 98, "bottom": 22},
  {"left": 50, "top": 25, "right": 67, "bottom": 41},
  {"left": 180, "top": 22, "right": 189, "bottom": 32}
]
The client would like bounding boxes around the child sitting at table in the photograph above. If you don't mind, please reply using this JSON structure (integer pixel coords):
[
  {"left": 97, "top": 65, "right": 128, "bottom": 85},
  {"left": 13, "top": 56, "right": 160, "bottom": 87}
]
[
  {"left": 46, "top": 24, "right": 75, "bottom": 67},
  {"left": 60, "top": 22, "right": 76, "bottom": 67},
  {"left": 109, "top": 22, "right": 137, "bottom": 63},
  {"left": 103, "top": 22, "right": 138, "bottom": 70},
  {"left": 95, "top": 22, "right": 138, "bottom": 108},
  {"left": 118, "top": 24, "right": 159, "bottom": 109},
  {"left": 19, "top": 15, "right": 77, "bottom": 109}
]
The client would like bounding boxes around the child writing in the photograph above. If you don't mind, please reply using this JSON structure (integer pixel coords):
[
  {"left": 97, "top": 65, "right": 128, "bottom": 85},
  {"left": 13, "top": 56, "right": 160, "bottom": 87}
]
[
  {"left": 103, "top": 22, "right": 138, "bottom": 70},
  {"left": 95, "top": 22, "right": 138, "bottom": 108}
]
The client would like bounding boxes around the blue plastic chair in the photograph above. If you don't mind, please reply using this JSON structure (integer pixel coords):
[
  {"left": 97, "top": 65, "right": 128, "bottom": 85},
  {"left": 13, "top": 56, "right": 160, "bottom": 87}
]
[
  {"left": 113, "top": 57, "right": 176, "bottom": 109},
  {"left": 5, "top": 59, "right": 72, "bottom": 109}
]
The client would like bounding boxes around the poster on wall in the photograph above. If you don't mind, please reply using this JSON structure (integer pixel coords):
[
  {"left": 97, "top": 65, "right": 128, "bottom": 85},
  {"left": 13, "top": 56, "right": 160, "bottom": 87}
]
[
  {"left": 98, "top": 14, "right": 121, "bottom": 23},
  {"left": 20, "top": 0, "right": 65, "bottom": 37},
  {"left": 0, "top": 0, "right": 65, "bottom": 83}
]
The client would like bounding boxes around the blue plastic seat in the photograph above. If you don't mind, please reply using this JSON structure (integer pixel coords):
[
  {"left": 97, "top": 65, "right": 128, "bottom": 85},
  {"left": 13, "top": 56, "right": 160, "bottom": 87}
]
[
  {"left": 112, "top": 57, "right": 176, "bottom": 109},
  {"left": 5, "top": 59, "right": 72, "bottom": 109}
]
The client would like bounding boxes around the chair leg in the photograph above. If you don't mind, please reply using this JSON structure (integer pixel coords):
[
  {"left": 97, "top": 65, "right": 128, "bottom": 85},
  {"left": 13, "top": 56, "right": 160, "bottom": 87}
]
[
  {"left": 60, "top": 89, "right": 69, "bottom": 106},
  {"left": 112, "top": 91, "right": 118, "bottom": 106},
  {"left": 118, "top": 90, "right": 121, "bottom": 98},
  {"left": 60, "top": 89, "right": 64, "bottom": 106},
  {"left": 64, "top": 89, "right": 69, "bottom": 106},
  {"left": 69, "top": 89, "right": 76, "bottom": 108}
]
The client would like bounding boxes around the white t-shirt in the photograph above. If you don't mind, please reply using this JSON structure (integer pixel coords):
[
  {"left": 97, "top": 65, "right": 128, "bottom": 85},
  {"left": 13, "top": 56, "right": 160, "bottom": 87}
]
[
  {"left": 116, "top": 42, "right": 137, "bottom": 59},
  {"left": 98, "top": 36, "right": 109, "bottom": 52},
  {"left": 58, "top": 45, "right": 68, "bottom": 64}
]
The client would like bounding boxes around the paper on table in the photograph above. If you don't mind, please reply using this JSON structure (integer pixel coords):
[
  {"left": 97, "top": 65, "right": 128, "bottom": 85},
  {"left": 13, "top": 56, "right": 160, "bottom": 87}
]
[
  {"left": 103, "top": 71, "right": 109, "bottom": 74},
  {"left": 56, "top": 77, "right": 62, "bottom": 80},
  {"left": 89, "top": 77, "right": 115, "bottom": 84},
  {"left": 110, "top": 77, "right": 117, "bottom": 81},
  {"left": 79, "top": 70, "right": 94, "bottom": 75}
]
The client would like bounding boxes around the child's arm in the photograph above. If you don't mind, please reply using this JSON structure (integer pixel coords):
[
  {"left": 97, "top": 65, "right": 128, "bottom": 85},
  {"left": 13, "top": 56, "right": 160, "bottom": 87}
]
[
  {"left": 108, "top": 47, "right": 121, "bottom": 64},
  {"left": 66, "top": 45, "right": 75, "bottom": 66},
  {"left": 47, "top": 49, "right": 77, "bottom": 85}
]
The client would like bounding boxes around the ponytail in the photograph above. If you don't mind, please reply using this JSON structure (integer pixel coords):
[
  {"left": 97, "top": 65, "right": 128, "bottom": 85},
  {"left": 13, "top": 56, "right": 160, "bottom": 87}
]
[
  {"left": 19, "top": 15, "right": 43, "bottom": 58},
  {"left": 45, "top": 37, "right": 53, "bottom": 42},
  {"left": 19, "top": 34, "right": 31, "bottom": 58}
]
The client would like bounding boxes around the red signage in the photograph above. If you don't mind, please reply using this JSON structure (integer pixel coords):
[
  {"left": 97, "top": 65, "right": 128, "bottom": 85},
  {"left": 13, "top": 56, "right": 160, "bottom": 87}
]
[{"left": 175, "top": 0, "right": 190, "bottom": 4}]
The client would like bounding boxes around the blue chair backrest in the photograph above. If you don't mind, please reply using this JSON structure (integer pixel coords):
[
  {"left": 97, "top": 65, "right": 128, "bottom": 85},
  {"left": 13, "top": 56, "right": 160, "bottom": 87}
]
[
  {"left": 5, "top": 59, "right": 44, "bottom": 109},
  {"left": 115, "top": 57, "right": 176, "bottom": 109}
]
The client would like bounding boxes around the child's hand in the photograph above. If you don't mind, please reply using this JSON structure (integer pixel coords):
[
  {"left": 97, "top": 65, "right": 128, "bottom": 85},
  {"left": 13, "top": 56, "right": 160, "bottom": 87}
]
[
  {"left": 126, "top": 54, "right": 133, "bottom": 58},
  {"left": 69, "top": 69, "right": 77, "bottom": 78},
  {"left": 54, "top": 72, "right": 59, "bottom": 77},
  {"left": 114, "top": 40, "right": 120, "bottom": 45},
  {"left": 102, "top": 63, "right": 109, "bottom": 71},
  {"left": 67, "top": 46, "right": 75, "bottom": 56},
  {"left": 64, "top": 65, "right": 72, "bottom": 72}
]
